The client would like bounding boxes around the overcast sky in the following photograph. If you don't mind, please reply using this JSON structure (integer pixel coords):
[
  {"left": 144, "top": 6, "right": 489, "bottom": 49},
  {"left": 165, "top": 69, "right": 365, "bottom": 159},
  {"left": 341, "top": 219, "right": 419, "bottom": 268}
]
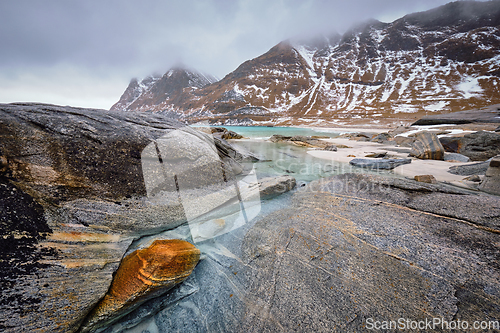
[{"left": 0, "top": 0, "right": 460, "bottom": 109}]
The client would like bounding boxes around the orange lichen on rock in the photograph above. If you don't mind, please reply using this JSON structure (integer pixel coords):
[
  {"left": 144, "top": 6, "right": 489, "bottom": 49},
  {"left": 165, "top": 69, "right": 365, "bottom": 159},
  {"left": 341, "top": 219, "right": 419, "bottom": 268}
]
[{"left": 80, "top": 239, "right": 200, "bottom": 332}]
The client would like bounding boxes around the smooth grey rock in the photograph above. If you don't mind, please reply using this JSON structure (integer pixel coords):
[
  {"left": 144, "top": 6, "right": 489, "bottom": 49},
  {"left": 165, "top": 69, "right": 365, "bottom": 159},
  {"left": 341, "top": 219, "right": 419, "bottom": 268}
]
[
  {"left": 349, "top": 158, "right": 411, "bottom": 170},
  {"left": 448, "top": 158, "right": 492, "bottom": 176},
  {"left": 444, "top": 152, "right": 470, "bottom": 162},
  {"left": 479, "top": 155, "right": 500, "bottom": 195}
]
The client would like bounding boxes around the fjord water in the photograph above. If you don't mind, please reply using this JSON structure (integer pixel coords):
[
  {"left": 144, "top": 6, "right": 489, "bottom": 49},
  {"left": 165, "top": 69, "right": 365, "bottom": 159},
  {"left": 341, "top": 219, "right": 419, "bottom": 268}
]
[
  {"left": 222, "top": 125, "right": 341, "bottom": 140},
  {"left": 227, "top": 126, "right": 345, "bottom": 184}
]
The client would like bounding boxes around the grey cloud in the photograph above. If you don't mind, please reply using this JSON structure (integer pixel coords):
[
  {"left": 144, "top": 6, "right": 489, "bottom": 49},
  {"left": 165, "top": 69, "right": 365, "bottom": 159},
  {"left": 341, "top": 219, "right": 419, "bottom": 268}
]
[{"left": 0, "top": 0, "right": 465, "bottom": 108}]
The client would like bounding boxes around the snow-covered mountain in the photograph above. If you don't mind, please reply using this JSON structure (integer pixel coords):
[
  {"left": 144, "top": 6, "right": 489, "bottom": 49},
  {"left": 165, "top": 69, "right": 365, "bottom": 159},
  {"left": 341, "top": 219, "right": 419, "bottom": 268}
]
[
  {"left": 110, "top": 67, "right": 218, "bottom": 114},
  {"left": 112, "top": 1, "right": 500, "bottom": 126}
]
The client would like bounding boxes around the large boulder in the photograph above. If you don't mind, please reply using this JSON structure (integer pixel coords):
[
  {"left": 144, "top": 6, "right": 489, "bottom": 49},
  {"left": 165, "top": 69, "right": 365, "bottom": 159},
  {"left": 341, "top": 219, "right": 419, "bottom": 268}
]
[
  {"left": 410, "top": 131, "right": 445, "bottom": 160},
  {"left": 0, "top": 103, "right": 294, "bottom": 332},
  {"left": 0, "top": 103, "right": 192, "bottom": 333},
  {"left": 479, "top": 155, "right": 500, "bottom": 195},
  {"left": 439, "top": 131, "right": 500, "bottom": 161}
]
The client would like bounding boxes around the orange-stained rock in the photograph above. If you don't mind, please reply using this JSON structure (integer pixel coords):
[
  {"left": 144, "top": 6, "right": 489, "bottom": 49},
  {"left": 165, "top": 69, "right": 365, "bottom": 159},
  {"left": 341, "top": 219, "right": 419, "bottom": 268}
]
[
  {"left": 414, "top": 175, "right": 437, "bottom": 184},
  {"left": 80, "top": 239, "right": 200, "bottom": 332}
]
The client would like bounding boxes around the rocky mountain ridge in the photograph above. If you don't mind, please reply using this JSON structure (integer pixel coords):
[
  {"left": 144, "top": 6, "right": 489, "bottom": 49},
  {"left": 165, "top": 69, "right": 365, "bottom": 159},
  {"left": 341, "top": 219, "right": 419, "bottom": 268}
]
[{"left": 111, "top": 1, "right": 500, "bottom": 126}]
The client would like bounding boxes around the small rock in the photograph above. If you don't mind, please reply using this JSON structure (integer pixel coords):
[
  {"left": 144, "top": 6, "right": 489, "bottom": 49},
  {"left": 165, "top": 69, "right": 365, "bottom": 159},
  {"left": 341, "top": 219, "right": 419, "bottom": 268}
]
[
  {"left": 269, "top": 134, "right": 292, "bottom": 143},
  {"left": 414, "top": 175, "right": 437, "bottom": 184},
  {"left": 464, "top": 175, "right": 482, "bottom": 182},
  {"left": 347, "top": 154, "right": 356, "bottom": 157},
  {"left": 0, "top": 155, "right": 7, "bottom": 172},
  {"left": 221, "top": 130, "right": 244, "bottom": 140},
  {"left": 258, "top": 175, "right": 296, "bottom": 199},
  {"left": 323, "top": 145, "right": 338, "bottom": 152},
  {"left": 370, "top": 132, "right": 392, "bottom": 143},
  {"left": 410, "top": 131, "right": 445, "bottom": 160},
  {"left": 478, "top": 155, "right": 500, "bottom": 195},
  {"left": 349, "top": 158, "right": 412, "bottom": 170},
  {"left": 364, "top": 152, "right": 387, "bottom": 158},
  {"left": 444, "top": 153, "right": 470, "bottom": 163},
  {"left": 490, "top": 158, "right": 500, "bottom": 168},
  {"left": 448, "top": 159, "right": 492, "bottom": 176},
  {"left": 495, "top": 126, "right": 500, "bottom": 132}
]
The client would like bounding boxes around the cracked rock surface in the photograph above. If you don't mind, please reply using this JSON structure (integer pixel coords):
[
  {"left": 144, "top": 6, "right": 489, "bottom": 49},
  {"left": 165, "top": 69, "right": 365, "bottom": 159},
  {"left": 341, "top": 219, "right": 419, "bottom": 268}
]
[{"left": 131, "top": 173, "right": 500, "bottom": 332}]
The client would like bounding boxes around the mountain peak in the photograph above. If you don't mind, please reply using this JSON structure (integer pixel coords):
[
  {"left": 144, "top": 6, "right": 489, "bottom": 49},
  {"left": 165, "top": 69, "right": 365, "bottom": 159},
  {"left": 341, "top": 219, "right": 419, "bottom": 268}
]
[{"left": 110, "top": 66, "right": 217, "bottom": 112}]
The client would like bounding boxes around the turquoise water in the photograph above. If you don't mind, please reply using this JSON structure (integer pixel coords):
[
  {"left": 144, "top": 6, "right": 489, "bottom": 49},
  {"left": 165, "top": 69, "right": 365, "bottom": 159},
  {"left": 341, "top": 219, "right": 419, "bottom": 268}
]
[
  {"left": 221, "top": 125, "right": 341, "bottom": 139},
  {"left": 229, "top": 127, "right": 394, "bottom": 184}
]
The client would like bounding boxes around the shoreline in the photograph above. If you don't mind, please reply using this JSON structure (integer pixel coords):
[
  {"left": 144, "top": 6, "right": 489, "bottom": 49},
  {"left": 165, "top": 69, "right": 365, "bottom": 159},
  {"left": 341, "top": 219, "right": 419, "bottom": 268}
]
[{"left": 307, "top": 138, "right": 471, "bottom": 187}]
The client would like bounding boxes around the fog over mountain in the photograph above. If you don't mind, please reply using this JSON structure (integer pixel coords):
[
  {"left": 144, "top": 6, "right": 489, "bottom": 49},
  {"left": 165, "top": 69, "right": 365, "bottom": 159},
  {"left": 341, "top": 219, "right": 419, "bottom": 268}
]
[{"left": 0, "top": 0, "right": 459, "bottom": 108}]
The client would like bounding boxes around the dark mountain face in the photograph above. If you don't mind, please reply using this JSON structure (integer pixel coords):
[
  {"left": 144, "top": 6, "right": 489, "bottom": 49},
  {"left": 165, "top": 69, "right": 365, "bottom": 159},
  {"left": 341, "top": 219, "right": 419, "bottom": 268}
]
[
  {"left": 110, "top": 67, "right": 217, "bottom": 112},
  {"left": 111, "top": 1, "right": 500, "bottom": 126}
]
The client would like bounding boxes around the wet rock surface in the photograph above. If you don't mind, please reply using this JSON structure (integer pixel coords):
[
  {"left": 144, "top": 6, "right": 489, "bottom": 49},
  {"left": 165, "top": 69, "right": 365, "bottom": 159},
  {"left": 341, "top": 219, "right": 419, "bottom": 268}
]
[{"left": 110, "top": 173, "right": 500, "bottom": 332}]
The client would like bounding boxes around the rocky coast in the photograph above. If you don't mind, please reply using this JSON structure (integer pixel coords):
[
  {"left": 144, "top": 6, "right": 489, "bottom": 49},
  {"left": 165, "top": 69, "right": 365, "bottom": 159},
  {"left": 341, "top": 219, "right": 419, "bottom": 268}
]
[
  {"left": 1, "top": 103, "right": 499, "bottom": 332},
  {"left": 0, "top": 103, "right": 295, "bottom": 332}
]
